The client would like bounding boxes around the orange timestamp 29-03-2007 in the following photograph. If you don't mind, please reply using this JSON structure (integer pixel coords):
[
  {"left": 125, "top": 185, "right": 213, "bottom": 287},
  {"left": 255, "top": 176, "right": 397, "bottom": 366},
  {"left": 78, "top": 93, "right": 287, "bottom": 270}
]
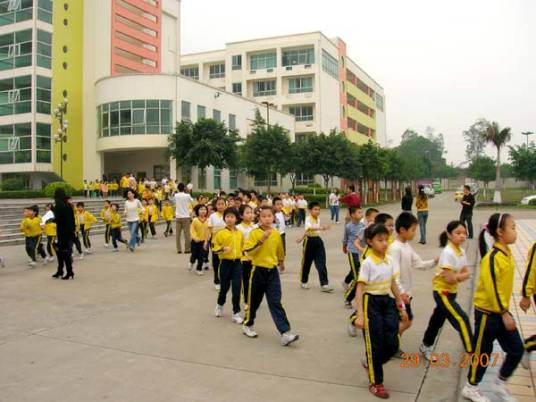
[{"left": 400, "top": 352, "right": 502, "bottom": 369}]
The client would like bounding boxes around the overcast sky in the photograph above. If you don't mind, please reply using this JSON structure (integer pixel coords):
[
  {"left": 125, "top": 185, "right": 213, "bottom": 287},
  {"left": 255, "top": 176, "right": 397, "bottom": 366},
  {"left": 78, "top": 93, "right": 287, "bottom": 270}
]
[{"left": 180, "top": 0, "right": 535, "bottom": 165}]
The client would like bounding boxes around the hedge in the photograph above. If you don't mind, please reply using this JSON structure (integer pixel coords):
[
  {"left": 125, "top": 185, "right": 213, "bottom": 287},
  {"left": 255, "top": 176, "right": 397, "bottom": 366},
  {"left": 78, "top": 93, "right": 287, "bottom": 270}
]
[
  {"left": 44, "top": 182, "right": 76, "bottom": 198},
  {"left": 1, "top": 178, "right": 25, "bottom": 191},
  {"left": 530, "top": 198, "right": 536, "bottom": 206},
  {"left": 0, "top": 190, "right": 46, "bottom": 199}
]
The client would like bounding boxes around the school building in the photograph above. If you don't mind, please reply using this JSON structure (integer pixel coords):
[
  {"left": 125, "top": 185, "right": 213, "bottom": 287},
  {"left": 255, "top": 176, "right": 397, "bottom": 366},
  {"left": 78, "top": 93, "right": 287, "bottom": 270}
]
[{"left": 0, "top": 0, "right": 386, "bottom": 192}]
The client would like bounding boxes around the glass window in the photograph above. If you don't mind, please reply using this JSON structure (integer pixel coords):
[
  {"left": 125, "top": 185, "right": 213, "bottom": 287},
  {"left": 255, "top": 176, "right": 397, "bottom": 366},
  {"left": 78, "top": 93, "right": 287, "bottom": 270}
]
[
  {"left": 253, "top": 80, "right": 276, "bottom": 97},
  {"left": 197, "top": 105, "right": 205, "bottom": 119},
  {"left": 36, "top": 75, "right": 51, "bottom": 115},
  {"left": 213, "top": 167, "right": 221, "bottom": 190},
  {"left": 232, "top": 55, "right": 242, "bottom": 70},
  {"left": 232, "top": 82, "right": 242, "bottom": 95},
  {"left": 209, "top": 63, "right": 225, "bottom": 79},
  {"left": 229, "top": 169, "right": 238, "bottom": 189},
  {"left": 0, "top": 28, "right": 33, "bottom": 71},
  {"left": 288, "top": 77, "right": 313, "bottom": 94},
  {"left": 0, "top": 0, "right": 33, "bottom": 26},
  {"left": 212, "top": 109, "right": 221, "bottom": 122},
  {"left": 289, "top": 105, "right": 313, "bottom": 121},
  {"left": 97, "top": 99, "right": 173, "bottom": 137},
  {"left": 282, "top": 47, "right": 314, "bottom": 67},
  {"left": 36, "top": 29, "right": 51, "bottom": 69},
  {"left": 228, "top": 114, "right": 236, "bottom": 130},
  {"left": 0, "top": 122, "right": 33, "bottom": 164},
  {"left": 375, "top": 93, "right": 384, "bottom": 111},
  {"left": 0, "top": 75, "right": 33, "bottom": 116},
  {"left": 180, "top": 66, "right": 199, "bottom": 80},
  {"left": 322, "top": 49, "right": 339, "bottom": 79},
  {"left": 254, "top": 173, "right": 277, "bottom": 187},
  {"left": 37, "top": 0, "right": 52, "bottom": 24},
  {"left": 250, "top": 52, "right": 276, "bottom": 70},
  {"left": 181, "top": 100, "right": 190, "bottom": 121}
]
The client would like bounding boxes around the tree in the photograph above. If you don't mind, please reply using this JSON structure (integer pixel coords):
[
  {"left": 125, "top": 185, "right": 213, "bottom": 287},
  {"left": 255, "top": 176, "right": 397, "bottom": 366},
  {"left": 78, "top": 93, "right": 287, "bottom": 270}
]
[
  {"left": 509, "top": 145, "right": 536, "bottom": 190},
  {"left": 279, "top": 139, "right": 310, "bottom": 192},
  {"left": 240, "top": 123, "right": 291, "bottom": 193},
  {"left": 401, "top": 129, "right": 419, "bottom": 142},
  {"left": 481, "top": 121, "right": 511, "bottom": 203},
  {"left": 463, "top": 118, "right": 489, "bottom": 162},
  {"left": 467, "top": 156, "right": 496, "bottom": 197}
]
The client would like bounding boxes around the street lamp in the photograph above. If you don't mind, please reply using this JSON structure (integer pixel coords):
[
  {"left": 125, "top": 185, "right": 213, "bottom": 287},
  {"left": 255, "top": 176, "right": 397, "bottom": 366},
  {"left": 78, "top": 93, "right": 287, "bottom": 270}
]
[
  {"left": 521, "top": 131, "right": 534, "bottom": 148},
  {"left": 54, "top": 98, "right": 68, "bottom": 180},
  {"left": 261, "top": 101, "right": 275, "bottom": 126}
]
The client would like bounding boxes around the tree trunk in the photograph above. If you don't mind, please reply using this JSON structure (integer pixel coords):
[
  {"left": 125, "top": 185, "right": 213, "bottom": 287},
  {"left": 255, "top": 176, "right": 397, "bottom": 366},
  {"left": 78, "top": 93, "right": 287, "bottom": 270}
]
[
  {"left": 289, "top": 173, "right": 296, "bottom": 193},
  {"left": 324, "top": 175, "right": 330, "bottom": 208},
  {"left": 493, "top": 146, "right": 502, "bottom": 203}
]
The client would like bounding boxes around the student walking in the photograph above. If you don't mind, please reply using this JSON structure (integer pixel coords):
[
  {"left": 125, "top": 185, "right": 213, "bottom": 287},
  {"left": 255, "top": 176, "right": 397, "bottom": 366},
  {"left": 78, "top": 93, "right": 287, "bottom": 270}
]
[
  {"left": 416, "top": 185, "right": 429, "bottom": 244},
  {"left": 459, "top": 185, "right": 475, "bottom": 239},
  {"left": 100, "top": 200, "right": 112, "bottom": 248},
  {"left": 20, "top": 205, "right": 46, "bottom": 267},
  {"left": 208, "top": 197, "right": 226, "bottom": 290},
  {"left": 174, "top": 183, "right": 193, "bottom": 253},
  {"left": 329, "top": 189, "right": 340, "bottom": 223},
  {"left": 237, "top": 204, "right": 255, "bottom": 306},
  {"left": 109, "top": 203, "right": 127, "bottom": 251},
  {"left": 162, "top": 201, "right": 174, "bottom": 237},
  {"left": 519, "top": 241, "right": 536, "bottom": 370},
  {"left": 341, "top": 206, "right": 364, "bottom": 308},
  {"left": 147, "top": 199, "right": 159, "bottom": 239},
  {"left": 76, "top": 202, "right": 97, "bottom": 253},
  {"left": 124, "top": 189, "right": 143, "bottom": 252},
  {"left": 41, "top": 203, "right": 57, "bottom": 264},
  {"left": 189, "top": 204, "right": 209, "bottom": 275}
]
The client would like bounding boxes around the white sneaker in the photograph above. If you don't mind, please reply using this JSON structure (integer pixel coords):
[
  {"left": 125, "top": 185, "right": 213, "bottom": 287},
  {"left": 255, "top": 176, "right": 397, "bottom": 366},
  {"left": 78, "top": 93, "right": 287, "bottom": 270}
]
[
  {"left": 112, "top": 248, "right": 119, "bottom": 253},
  {"left": 300, "top": 282, "right": 310, "bottom": 290},
  {"left": 231, "top": 313, "right": 244, "bottom": 324},
  {"left": 520, "top": 350, "right": 530, "bottom": 370},
  {"left": 341, "top": 280, "right": 349, "bottom": 292},
  {"left": 48, "top": 256, "right": 55, "bottom": 263},
  {"left": 344, "top": 300, "right": 352, "bottom": 309},
  {"left": 188, "top": 262, "right": 194, "bottom": 271},
  {"left": 242, "top": 325, "right": 257, "bottom": 338},
  {"left": 196, "top": 270, "right": 204, "bottom": 276},
  {"left": 104, "top": 243, "right": 109, "bottom": 248},
  {"left": 214, "top": 305, "right": 223, "bottom": 317},
  {"left": 85, "top": 249, "right": 93, "bottom": 254},
  {"left": 419, "top": 343, "right": 438, "bottom": 363},
  {"left": 203, "top": 262, "right": 210, "bottom": 270},
  {"left": 347, "top": 321, "right": 357, "bottom": 337},
  {"left": 491, "top": 377, "right": 516, "bottom": 402},
  {"left": 281, "top": 332, "right": 299, "bottom": 346},
  {"left": 321, "top": 285, "right": 334, "bottom": 293},
  {"left": 27, "top": 258, "right": 33, "bottom": 264},
  {"left": 28, "top": 261, "right": 36, "bottom": 267},
  {"left": 43, "top": 256, "right": 49, "bottom": 265},
  {"left": 461, "top": 382, "right": 490, "bottom": 402},
  {"left": 214, "top": 284, "right": 221, "bottom": 291},
  {"left": 78, "top": 253, "right": 84, "bottom": 260}
]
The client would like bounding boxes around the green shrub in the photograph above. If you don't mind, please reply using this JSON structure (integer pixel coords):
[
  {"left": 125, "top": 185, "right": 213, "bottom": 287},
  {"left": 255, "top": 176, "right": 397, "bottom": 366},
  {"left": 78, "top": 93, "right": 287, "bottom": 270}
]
[
  {"left": 44, "top": 182, "right": 75, "bottom": 198},
  {"left": 1, "top": 177, "right": 25, "bottom": 191},
  {"left": 0, "top": 190, "right": 45, "bottom": 199},
  {"left": 529, "top": 198, "right": 536, "bottom": 206}
]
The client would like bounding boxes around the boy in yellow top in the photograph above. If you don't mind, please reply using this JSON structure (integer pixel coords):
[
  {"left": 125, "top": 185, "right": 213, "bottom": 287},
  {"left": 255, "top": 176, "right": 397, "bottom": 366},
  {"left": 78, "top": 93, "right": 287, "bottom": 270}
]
[
  {"left": 20, "top": 205, "right": 46, "bottom": 267},
  {"left": 242, "top": 206, "right": 299, "bottom": 346},
  {"left": 71, "top": 202, "right": 84, "bottom": 259},
  {"left": 161, "top": 201, "right": 174, "bottom": 237},
  {"left": 415, "top": 185, "right": 429, "bottom": 244},
  {"left": 76, "top": 202, "right": 97, "bottom": 253},
  {"left": 109, "top": 203, "right": 127, "bottom": 252},
  {"left": 212, "top": 208, "right": 244, "bottom": 324},
  {"left": 461, "top": 213, "right": 523, "bottom": 402},
  {"left": 92, "top": 181, "right": 101, "bottom": 198},
  {"left": 100, "top": 200, "right": 112, "bottom": 248},
  {"left": 189, "top": 204, "right": 208, "bottom": 274},
  {"left": 40, "top": 203, "right": 57, "bottom": 264},
  {"left": 138, "top": 199, "right": 149, "bottom": 243},
  {"left": 146, "top": 198, "right": 159, "bottom": 239},
  {"left": 520, "top": 241, "right": 536, "bottom": 364}
]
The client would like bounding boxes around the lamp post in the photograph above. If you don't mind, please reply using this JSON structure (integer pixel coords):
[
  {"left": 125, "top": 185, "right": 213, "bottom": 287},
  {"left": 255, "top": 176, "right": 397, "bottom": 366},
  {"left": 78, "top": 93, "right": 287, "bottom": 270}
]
[
  {"left": 54, "top": 98, "right": 68, "bottom": 180},
  {"left": 521, "top": 131, "right": 534, "bottom": 148},
  {"left": 261, "top": 101, "right": 275, "bottom": 126}
]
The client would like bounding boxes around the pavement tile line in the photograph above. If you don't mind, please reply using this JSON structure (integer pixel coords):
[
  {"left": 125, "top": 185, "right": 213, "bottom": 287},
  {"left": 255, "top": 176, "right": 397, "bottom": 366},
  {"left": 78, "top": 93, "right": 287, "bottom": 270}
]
[{"left": 33, "top": 332, "right": 418, "bottom": 396}]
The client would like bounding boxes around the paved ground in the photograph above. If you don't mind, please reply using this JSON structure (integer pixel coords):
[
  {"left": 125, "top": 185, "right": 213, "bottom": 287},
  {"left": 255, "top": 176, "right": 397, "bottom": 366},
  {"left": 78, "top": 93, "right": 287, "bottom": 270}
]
[{"left": 0, "top": 192, "right": 534, "bottom": 402}]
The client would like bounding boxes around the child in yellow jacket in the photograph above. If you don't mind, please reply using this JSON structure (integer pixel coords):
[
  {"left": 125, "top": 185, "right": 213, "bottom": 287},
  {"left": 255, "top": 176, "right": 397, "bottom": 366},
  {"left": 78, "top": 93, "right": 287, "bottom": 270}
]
[
  {"left": 520, "top": 241, "right": 536, "bottom": 369},
  {"left": 40, "top": 203, "right": 57, "bottom": 264},
  {"left": 109, "top": 203, "right": 127, "bottom": 251},
  {"left": 100, "top": 200, "right": 112, "bottom": 248},
  {"left": 146, "top": 198, "right": 159, "bottom": 239},
  {"left": 21, "top": 205, "right": 46, "bottom": 266},
  {"left": 162, "top": 201, "right": 174, "bottom": 237},
  {"left": 138, "top": 199, "right": 149, "bottom": 243},
  {"left": 76, "top": 202, "right": 97, "bottom": 253}
]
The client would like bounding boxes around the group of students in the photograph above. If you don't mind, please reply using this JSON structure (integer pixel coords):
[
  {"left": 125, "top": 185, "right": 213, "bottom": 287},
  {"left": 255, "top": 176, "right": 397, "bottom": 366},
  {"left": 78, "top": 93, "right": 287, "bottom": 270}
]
[{"left": 337, "top": 203, "right": 535, "bottom": 400}]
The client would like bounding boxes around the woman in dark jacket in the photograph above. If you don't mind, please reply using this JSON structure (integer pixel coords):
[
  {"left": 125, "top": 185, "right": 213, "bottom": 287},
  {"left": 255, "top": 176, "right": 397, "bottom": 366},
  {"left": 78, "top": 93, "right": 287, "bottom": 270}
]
[
  {"left": 52, "top": 188, "right": 76, "bottom": 279},
  {"left": 401, "top": 187, "right": 413, "bottom": 212}
]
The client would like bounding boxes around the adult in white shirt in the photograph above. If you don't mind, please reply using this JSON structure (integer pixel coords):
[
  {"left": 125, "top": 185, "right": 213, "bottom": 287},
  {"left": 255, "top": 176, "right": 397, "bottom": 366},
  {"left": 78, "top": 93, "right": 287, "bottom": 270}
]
[
  {"left": 329, "top": 189, "right": 340, "bottom": 223},
  {"left": 124, "top": 189, "right": 143, "bottom": 251},
  {"left": 174, "top": 182, "right": 194, "bottom": 253}
]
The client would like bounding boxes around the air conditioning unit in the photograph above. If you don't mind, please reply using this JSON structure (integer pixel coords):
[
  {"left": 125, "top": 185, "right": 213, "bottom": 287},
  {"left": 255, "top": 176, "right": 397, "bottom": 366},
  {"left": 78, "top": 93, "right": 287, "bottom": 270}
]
[
  {"left": 251, "top": 70, "right": 256, "bottom": 74},
  {"left": 286, "top": 66, "right": 292, "bottom": 71},
  {"left": 304, "top": 64, "right": 312, "bottom": 69},
  {"left": 306, "top": 123, "right": 313, "bottom": 127},
  {"left": 267, "top": 68, "right": 274, "bottom": 73}
]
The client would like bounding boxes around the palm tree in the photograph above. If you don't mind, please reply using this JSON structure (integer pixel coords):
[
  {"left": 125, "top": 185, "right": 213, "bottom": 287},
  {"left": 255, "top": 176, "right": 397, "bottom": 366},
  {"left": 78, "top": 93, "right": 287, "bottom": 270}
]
[{"left": 481, "top": 121, "right": 511, "bottom": 203}]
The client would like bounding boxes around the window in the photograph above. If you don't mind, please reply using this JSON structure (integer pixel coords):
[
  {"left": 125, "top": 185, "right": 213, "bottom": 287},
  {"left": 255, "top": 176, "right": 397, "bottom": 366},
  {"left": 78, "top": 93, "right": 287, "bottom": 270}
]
[
  {"left": 153, "top": 164, "right": 170, "bottom": 181},
  {"left": 250, "top": 52, "right": 276, "bottom": 70},
  {"left": 0, "top": 29, "right": 32, "bottom": 71},
  {"left": 288, "top": 77, "right": 313, "bottom": 94},
  {"left": 97, "top": 99, "right": 172, "bottom": 137},
  {"left": 0, "top": 122, "right": 32, "bottom": 164},
  {"left": 0, "top": 0, "right": 33, "bottom": 26},
  {"left": 36, "top": 75, "right": 51, "bottom": 114},
  {"left": 228, "top": 113, "right": 236, "bottom": 130},
  {"left": 282, "top": 47, "right": 314, "bottom": 66},
  {"left": 253, "top": 80, "right": 276, "bottom": 97},
  {"left": 232, "top": 82, "right": 242, "bottom": 95},
  {"left": 376, "top": 93, "right": 384, "bottom": 112},
  {"left": 347, "top": 117, "right": 357, "bottom": 131},
  {"left": 180, "top": 66, "right": 199, "bottom": 80},
  {"left": 36, "top": 29, "right": 52, "bottom": 69},
  {"left": 37, "top": 0, "right": 52, "bottom": 23},
  {"left": 197, "top": 167, "right": 206, "bottom": 189},
  {"left": 213, "top": 167, "right": 221, "bottom": 190},
  {"left": 297, "top": 173, "right": 314, "bottom": 186},
  {"left": 254, "top": 173, "right": 277, "bottom": 187},
  {"left": 0, "top": 75, "right": 32, "bottom": 116},
  {"left": 36, "top": 122, "right": 50, "bottom": 163},
  {"left": 232, "top": 55, "right": 242, "bottom": 70},
  {"left": 181, "top": 100, "right": 190, "bottom": 121},
  {"left": 209, "top": 63, "right": 225, "bottom": 79},
  {"left": 322, "top": 49, "right": 338, "bottom": 79},
  {"left": 197, "top": 105, "right": 206, "bottom": 120},
  {"left": 212, "top": 109, "right": 221, "bottom": 122},
  {"left": 289, "top": 105, "right": 313, "bottom": 121},
  {"left": 229, "top": 169, "right": 238, "bottom": 189}
]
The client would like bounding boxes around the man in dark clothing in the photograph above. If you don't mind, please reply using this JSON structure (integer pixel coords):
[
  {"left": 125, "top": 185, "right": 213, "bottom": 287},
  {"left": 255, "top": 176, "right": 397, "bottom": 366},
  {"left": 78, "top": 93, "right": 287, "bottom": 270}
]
[
  {"left": 52, "top": 189, "right": 76, "bottom": 279},
  {"left": 460, "top": 185, "right": 475, "bottom": 239}
]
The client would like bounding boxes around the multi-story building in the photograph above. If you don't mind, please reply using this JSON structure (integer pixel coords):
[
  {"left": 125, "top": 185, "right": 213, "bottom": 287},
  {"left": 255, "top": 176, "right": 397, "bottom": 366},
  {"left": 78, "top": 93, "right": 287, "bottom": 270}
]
[
  {"left": 48, "top": 0, "right": 294, "bottom": 190},
  {"left": 181, "top": 32, "right": 386, "bottom": 147},
  {"left": 0, "top": 0, "right": 53, "bottom": 188}
]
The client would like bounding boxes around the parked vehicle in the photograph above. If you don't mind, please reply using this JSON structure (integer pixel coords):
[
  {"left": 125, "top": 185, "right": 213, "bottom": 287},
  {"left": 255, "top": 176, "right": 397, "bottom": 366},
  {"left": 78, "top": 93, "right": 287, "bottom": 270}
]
[
  {"left": 433, "top": 180, "right": 443, "bottom": 194},
  {"left": 521, "top": 195, "right": 536, "bottom": 205}
]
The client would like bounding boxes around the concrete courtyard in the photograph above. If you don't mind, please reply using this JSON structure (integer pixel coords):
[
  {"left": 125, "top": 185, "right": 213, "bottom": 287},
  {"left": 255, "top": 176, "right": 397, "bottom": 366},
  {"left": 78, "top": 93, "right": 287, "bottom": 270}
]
[{"left": 0, "top": 192, "right": 534, "bottom": 402}]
